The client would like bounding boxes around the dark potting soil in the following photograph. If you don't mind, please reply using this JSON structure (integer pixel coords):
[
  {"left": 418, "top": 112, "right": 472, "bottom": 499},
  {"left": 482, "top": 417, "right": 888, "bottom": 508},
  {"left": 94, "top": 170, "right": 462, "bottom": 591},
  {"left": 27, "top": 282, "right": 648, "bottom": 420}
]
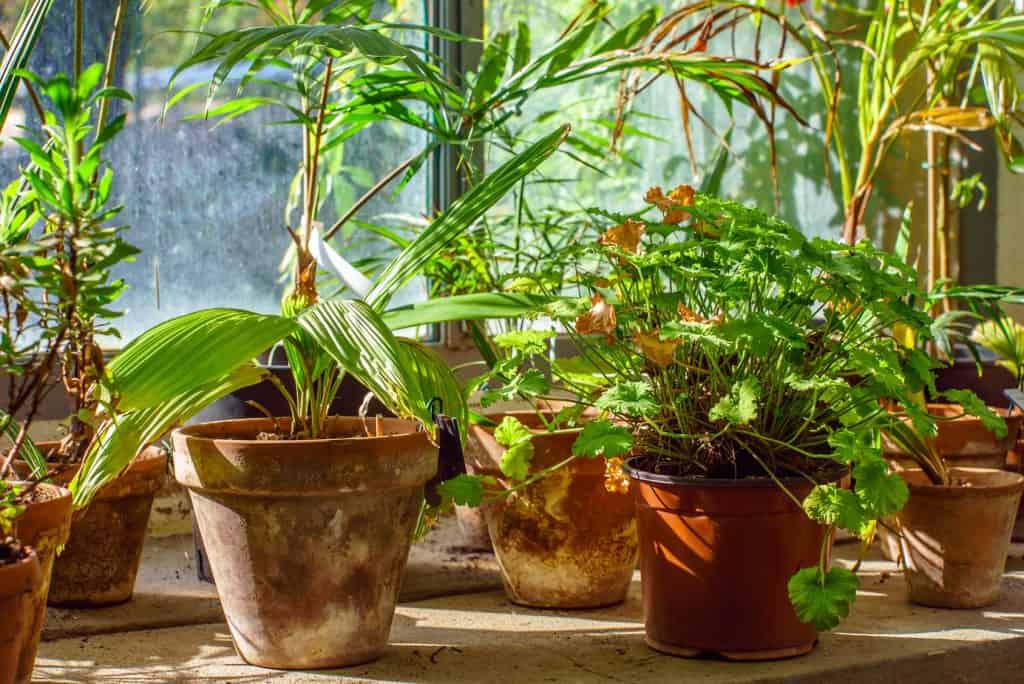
[
  {"left": 0, "top": 537, "right": 28, "bottom": 566},
  {"left": 630, "top": 452, "right": 841, "bottom": 483}
]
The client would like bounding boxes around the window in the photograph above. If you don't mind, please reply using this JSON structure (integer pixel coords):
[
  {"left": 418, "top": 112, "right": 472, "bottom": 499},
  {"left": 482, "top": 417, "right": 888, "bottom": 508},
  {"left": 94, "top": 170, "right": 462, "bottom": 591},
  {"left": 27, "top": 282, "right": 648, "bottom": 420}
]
[{"left": 0, "top": 0, "right": 431, "bottom": 339}]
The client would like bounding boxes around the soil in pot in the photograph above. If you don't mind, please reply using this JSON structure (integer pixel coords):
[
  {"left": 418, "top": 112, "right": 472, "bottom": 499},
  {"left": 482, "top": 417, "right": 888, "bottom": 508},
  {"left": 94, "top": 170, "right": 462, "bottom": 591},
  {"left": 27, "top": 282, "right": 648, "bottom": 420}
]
[
  {"left": 469, "top": 411, "right": 637, "bottom": 610},
  {"left": 18, "top": 445, "right": 167, "bottom": 607},
  {"left": 895, "top": 467, "right": 1023, "bottom": 608},
  {"left": 9, "top": 483, "right": 71, "bottom": 682},
  {"left": 173, "top": 416, "right": 436, "bottom": 670},
  {"left": 624, "top": 456, "right": 838, "bottom": 661},
  {"left": 0, "top": 541, "right": 42, "bottom": 684}
]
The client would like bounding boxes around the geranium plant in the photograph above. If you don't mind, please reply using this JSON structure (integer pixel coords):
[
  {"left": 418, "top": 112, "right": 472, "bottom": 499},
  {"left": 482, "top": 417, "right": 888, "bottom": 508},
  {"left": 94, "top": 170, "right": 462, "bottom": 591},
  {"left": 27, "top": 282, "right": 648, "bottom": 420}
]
[{"left": 482, "top": 186, "right": 968, "bottom": 630}]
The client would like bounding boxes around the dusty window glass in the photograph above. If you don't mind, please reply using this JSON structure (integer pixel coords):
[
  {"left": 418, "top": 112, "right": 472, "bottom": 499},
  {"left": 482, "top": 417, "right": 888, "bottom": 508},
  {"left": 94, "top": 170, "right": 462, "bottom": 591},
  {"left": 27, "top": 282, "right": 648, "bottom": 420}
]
[{"left": 0, "top": 0, "right": 429, "bottom": 340}]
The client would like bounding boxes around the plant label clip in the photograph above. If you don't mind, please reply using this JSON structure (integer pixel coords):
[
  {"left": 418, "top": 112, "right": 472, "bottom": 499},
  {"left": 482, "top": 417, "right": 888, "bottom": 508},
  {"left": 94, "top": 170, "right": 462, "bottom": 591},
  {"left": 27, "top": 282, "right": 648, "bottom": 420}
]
[
  {"left": 1005, "top": 389, "right": 1024, "bottom": 416},
  {"left": 424, "top": 398, "right": 465, "bottom": 506}
]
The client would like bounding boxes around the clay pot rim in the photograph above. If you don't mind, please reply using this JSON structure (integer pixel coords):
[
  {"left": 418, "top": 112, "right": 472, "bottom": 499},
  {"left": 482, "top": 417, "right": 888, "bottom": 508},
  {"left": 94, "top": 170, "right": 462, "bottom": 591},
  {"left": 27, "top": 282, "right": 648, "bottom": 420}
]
[
  {"left": 899, "top": 466, "right": 1024, "bottom": 497},
  {"left": 923, "top": 402, "right": 1020, "bottom": 421},
  {"left": 622, "top": 456, "right": 846, "bottom": 488},
  {"left": 174, "top": 416, "right": 427, "bottom": 447},
  {"left": 16, "top": 443, "right": 166, "bottom": 478},
  {"left": 474, "top": 409, "right": 586, "bottom": 435},
  {"left": 0, "top": 545, "right": 40, "bottom": 586}
]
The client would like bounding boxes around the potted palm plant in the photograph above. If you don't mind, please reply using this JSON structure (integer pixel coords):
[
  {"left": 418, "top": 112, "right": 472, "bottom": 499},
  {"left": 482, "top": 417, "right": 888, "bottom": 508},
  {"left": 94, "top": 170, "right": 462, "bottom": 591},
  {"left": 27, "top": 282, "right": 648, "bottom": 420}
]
[
  {"left": 62, "top": 123, "right": 568, "bottom": 669},
  {"left": 498, "top": 186, "right": 936, "bottom": 659}
]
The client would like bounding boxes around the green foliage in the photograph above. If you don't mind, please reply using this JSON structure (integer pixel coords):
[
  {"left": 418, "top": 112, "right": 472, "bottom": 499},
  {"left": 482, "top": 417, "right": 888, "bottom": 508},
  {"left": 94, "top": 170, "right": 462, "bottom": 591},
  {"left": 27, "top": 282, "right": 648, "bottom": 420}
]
[
  {"left": 571, "top": 420, "right": 633, "bottom": 459},
  {"left": 494, "top": 416, "right": 534, "bottom": 481},
  {"left": 941, "top": 389, "right": 1008, "bottom": 440},
  {"left": 436, "top": 473, "right": 484, "bottom": 507},
  {"left": 787, "top": 566, "right": 860, "bottom": 632},
  {"left": 852, "top": 458, "right": 910, "bottom": 519},
  {"left": 494, "top": 330, "right": 556, "bottom": 356},
  {"left": 595, "top": 381, "right": 657, "bottom": 418},
  {"left": 803, "top": 485, "right": 866, "bottom": 534},
  {"left": 0, "top": 482, "right": 24, "bottom": 536},
  {"left": 709, "top": 379, "right": 761, "bottom": 426}
]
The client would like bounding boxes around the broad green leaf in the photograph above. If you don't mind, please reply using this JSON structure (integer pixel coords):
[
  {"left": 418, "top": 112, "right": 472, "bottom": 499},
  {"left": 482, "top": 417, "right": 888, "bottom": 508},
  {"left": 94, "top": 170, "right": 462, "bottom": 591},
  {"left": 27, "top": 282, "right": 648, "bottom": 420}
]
[
  {"left": 788, "top": 566, "right": 859, "bottom": 631},
  {"left": 71, "top": 365, "right": 267, "bottom": 508},
  {"left": 709, "top": 378, "right": 760, "bottom": 426},
  {"left": 501, "top": 442, "right": 533, "bottom": 481},
  {"left": 106, "top": 309, "right": 295, "bottom": 412},
  {"left": 494, "top": 415, "right": 533, "bottom": 449},
  {"left": 299, "top": 300, "right": 430, "bottom": 427},
  {"left": 438, "top": 473, "right": 485, "bottom": 506},
  {"left": 853, "top": 458, "right": 909, "bottom": 518},
  {"left": 493, "top": 330, "right": 555, "bottom": 355},
  {"left": 382, "top": 293, "right": 558, "bottom": 330},
  {"left": 803, "top": 484, "right": 866, "bottom": 533},
  {"left": 572, "top": 420, "right": 633, "bottom": 459},
  {"left": 595, "top": 380, "right": 658, "bottom": 418},
  {"left": 480, "top": 368, "right": 550, "bottom": 407}
]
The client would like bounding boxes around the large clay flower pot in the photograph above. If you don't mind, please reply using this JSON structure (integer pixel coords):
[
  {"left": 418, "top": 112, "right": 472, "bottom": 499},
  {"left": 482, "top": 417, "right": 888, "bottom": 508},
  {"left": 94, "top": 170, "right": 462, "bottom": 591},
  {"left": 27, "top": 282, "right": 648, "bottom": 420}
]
[
  {"left": 22, "top": 445, "right": 167, "bottom": 607},
  {"left": 172, "top": 417, "right": 436, "bottom": 670},
  {"left": 895, "top": 467, "right": 1023, "bottom": 608},
  {"left": 470, "top": 411, "right": 637, "bottom": 609},
  {"left": 624, "top": 457, "right": 834, "bottom": 661},
  {"left": 10, "top": 483, "right": 71, "bottom": 682},
  {"left": 0, "top": 546, "right": 42, "bottom": 684}
]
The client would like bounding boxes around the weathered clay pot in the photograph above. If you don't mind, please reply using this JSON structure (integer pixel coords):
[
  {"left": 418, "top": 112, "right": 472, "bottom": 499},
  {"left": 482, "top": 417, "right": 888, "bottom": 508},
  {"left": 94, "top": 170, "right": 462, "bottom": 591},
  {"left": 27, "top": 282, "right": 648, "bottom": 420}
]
[
  {"left": 1008, "top": 440, "right": 1024, "bottom": 542},
  {"left": 469, "top": 411, "right": 637, "bottom": 609},
  {"left": 879, "top": 405, "right": 1023, "bottom": 560},
  {"left": 10, "top": 483, "right": 71, "bottom": 682},
  {"left": 895, "top": 467, "right": 1023, "bottom": 608},
  {"left": 22, "top": 445, "right": 167, "bottom": 607},
  {"left": 624, "top": 457, "right": 835, "bottom": 661},
  {"left": 453, "top": 431, "right": 494, "bottom": 551},
  {"left": 0, "top": 546, "right": 42, "bottom": 684},
  {"left": 172, "top": 417, "right": 436, "bottom": 670},
  {"left": 882, "top": 404, "right": 1022, "bottom": 470}
]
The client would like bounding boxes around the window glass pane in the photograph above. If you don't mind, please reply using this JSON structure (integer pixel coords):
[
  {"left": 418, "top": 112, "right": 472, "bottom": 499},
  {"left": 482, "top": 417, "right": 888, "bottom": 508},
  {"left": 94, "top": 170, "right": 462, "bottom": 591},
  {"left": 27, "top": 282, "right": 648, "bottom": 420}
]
[
  {"left": 0, "top": 0, "right": 429, "bottom": 340},
  {"left": 484, "top": 1, "right": 848, "bottom": 240}
]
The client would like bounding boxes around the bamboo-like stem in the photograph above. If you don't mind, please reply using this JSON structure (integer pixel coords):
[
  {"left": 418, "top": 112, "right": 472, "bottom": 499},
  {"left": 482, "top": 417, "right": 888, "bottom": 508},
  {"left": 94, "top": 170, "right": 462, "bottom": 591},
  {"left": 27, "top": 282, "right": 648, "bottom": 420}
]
[
  {"left": 321, "top": 152, "right": 419, "bottom": 242},
  {"left": 302, "top": 56, "right": 333, "bottom": 255},
  {"left": 73, "top": 0, "right": 83, "bottom": 81},
  {"left": 96, "top": 0, "right": 129, "bottom": 139}
]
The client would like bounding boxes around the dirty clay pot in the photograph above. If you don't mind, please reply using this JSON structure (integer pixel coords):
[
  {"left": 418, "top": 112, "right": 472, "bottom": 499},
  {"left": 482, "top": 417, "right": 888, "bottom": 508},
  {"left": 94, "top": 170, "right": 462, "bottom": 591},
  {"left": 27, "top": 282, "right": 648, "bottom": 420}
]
[
  {"left": 453, "top": 431, "right": 494, "bottom": 551},
  {"left": 624, "top": 457, "right": 836, "bottom": 661},
  {"left": 894, "top": 467, "right": 1023, "bottom": 608},
  {"left": 0, "top": 547, "right": 42, "bottom": 684},
  {"left": 878, "top": 405, "right": 1023, "bottom": 560},
  {"left": 172, "top": 417, "right": 436, "bottom": 670},
  {"left": 469, "top": 411, "right": 637, "bottom": 609},
  {"left": 10, "top": 483, "right": 71, "bottom": 682},
  {"left": 21, "top": 445, "right": 167, "bottom": 607}
]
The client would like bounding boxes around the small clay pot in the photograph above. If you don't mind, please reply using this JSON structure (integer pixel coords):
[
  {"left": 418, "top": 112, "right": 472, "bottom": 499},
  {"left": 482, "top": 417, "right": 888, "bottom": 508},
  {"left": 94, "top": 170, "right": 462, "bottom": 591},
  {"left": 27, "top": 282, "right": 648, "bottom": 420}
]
[
  {"left": 1008, "top": 440, "right": 1024, "bottom": 542},
  {"left": 453, "top": 432, "right": 495, "bottom": 551},
  {"left": 0, "top": 546, "right": 42, "bottom": 684},
  {"left": 470, "top": 411, "right": 637, "bottom": 609},
  {"left": 173, "top": 417, "right": 436, "bottom": 670},
  {"left": 882, "top": 404, "right": 1023, "bottom": 470},
  {"left": 10, "top": 483, "right": 72, "bottom": 682},
  {"left": 624, "top": 457, "right": 836, "bottom": 661},
  {"left": 895, "top": 467, "right": 1023, "bottom": 608},
  {"left": 22, "top": 445, "right": 167, "bottom": 607}
]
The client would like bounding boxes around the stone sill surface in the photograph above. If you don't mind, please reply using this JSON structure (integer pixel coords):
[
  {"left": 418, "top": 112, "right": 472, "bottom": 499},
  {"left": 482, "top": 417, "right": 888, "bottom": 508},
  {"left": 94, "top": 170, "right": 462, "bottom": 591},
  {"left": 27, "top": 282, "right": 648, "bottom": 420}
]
[{"left": 31, "top": 524, "right": 1024, "bottom": 683}]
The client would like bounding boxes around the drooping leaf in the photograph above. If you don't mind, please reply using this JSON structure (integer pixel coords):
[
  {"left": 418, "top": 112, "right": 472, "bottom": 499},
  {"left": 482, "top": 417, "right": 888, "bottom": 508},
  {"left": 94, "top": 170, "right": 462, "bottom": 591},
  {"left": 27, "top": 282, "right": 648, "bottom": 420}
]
[
  {"left": 382, "top": 293, "right": 557, "bottom": 330},
  {"left": 852, "top": 457, "right": 909, "bottom": 518},
  {"left": 788, "top": 566, "right": 859, "bottom": 631},
  {"left": 437, "top": 473, "right": 485, "bottom": 506},
  {"left": 803, "top": 484, "right": 866, "bottom": 533},
  {"left": 572, "top": 420, "right": 633, "bottom": 459},
  {"left": 941, "top": 389, "right": 1008, "bottom": 439}
]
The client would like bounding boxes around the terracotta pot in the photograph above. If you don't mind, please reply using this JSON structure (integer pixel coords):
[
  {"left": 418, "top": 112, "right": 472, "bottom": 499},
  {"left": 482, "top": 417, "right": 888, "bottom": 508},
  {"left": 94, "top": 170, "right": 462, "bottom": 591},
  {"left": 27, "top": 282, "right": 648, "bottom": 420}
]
[
  {"left": 1008, "top": 440, "right": 1024, "bottom": 542},
  {"left": 882, "top": 404, "right": 1022, "bottom": 470},
  {"left": 895, "top": 467, "right": 1023, "bottom": 608},
  {"left": 453, "top": 431, "right": 493, "bottom": 551},
  {"left": 624, "top": 457, "right": 835, "bottom": 661},
  {"left": 0, "top": 547, "right": 42, "bottom": 684},
  {"left": 20, "top": 445, "right": 167, "bottom": 607},
  {"left": 173, "top": 417, "right": 436, "bottom": 670},
  {"left": 10, "top": 483, "right": 71, "bottom": 682},
  {"left": 469, "top": 411, "right": 637, "bottom": 609}
]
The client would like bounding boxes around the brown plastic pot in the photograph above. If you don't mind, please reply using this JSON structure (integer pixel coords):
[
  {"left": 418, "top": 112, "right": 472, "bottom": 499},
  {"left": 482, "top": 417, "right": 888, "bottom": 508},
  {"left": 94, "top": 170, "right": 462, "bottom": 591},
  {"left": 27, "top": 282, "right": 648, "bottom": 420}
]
[
  {"left": 882, "top": 404, "right": 1023, "bottom": 470},
  {"left": 172, "top": 417, "right": 436, "bottom": 670},
  {"left": 624, "top": 457, "right": 835, "bottom": 661},
  {"left": 0, "top": 547, "right": 42, "bottom": 684},
  {"left": 20, "top": 444, "right": 167, "bottom": 607},
  {"left": 9, "top": 483, "right": 71, "bottom": 683},
  {"left": 895, "top": 467, "right": 1023, "bottom": 608},
  {"left": 470, "top": 411, "right": 637, "bottom": 609}
]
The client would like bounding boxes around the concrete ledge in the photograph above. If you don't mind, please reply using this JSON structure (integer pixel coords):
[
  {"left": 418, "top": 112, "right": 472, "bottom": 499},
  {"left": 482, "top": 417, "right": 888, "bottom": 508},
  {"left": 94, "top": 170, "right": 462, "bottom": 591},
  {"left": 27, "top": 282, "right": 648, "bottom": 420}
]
[
  {"left": 33, "top": 548, "right": 1024, "bottom": 683},
  {"left": 41, "top": 517, "right": 502, "bottom": 641}
]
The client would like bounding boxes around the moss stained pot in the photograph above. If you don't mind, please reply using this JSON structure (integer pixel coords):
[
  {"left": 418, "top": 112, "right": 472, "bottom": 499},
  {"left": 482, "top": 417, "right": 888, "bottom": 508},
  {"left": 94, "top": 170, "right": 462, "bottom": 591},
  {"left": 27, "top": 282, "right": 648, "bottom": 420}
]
[
  {"left": 624, "top": 457, "right": 837, "bottom": 661},
  {"left": 894, "top": 467, "right": 1023, "bottom": 608},
  {"left": 469, "top": 411, "right": 637, "bottom": 610},
  {"left": 0, "top": 547, "right": 42, "bottom": 684},
  {"left": 19, "top": 444, "right": 167, "bottom": 608},
  {"left": 172, "top": 417, "right": 436, "bottom": 670},
  {"left": 9, "top": 483, "right": 71, "bottom": 683}
]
